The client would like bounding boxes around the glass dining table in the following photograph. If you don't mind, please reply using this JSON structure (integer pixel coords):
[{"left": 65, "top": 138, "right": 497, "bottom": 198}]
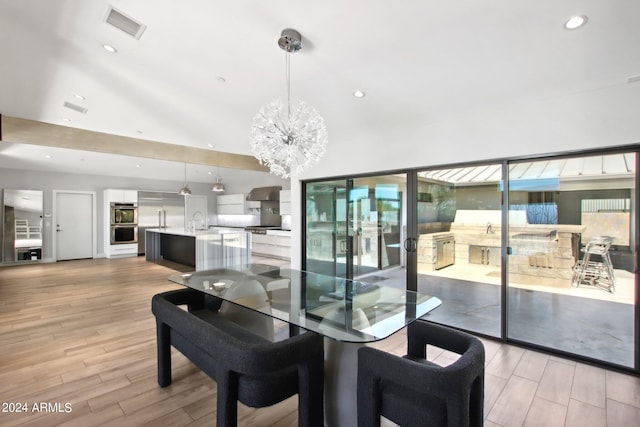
[{"left": 169, "top": 263, "right": 441, "bottom": 426}]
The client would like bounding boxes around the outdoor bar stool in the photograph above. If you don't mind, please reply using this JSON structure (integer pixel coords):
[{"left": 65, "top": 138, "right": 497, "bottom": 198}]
[{"left": 572, "top": 236, "right": 615, "bottom": 293}]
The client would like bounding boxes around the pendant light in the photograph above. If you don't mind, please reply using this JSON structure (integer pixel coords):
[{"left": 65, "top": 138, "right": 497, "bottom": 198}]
[
  {"left": 178, "top": 163, "right": 192, "bottom": 195},
  {"left": 211, "top": 151, "right": 225, "bottom": 192}
]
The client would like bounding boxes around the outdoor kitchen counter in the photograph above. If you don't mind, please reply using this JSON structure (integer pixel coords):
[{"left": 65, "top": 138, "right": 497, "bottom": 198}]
[
  {"left": 145, "top": 228, "right": 251, "bottom": 270},
  {"left": 450, "top": 223, "right": 585, "bottom": 282}
]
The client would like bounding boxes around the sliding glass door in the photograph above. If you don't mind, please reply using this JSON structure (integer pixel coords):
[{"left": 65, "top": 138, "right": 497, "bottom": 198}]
[
  {"left": 414, "top": 163, "right": 503, "bottom": 337},
  {"left": 302, "top": 147, "right": 638, "bottom": 370},
  {"left": 304, "top": 179, "right": 348, "bottom": 277},
  {"left": 507, "top": 151, "right": 637, "bottom": 368},
  {"left": 304, "top": 174, "right": 408, "bottom": 289}
]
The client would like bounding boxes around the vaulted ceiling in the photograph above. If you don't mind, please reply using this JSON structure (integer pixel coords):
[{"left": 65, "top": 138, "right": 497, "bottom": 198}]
[{"left": 1, "top": 1, "right": 638, "bottom": 181}]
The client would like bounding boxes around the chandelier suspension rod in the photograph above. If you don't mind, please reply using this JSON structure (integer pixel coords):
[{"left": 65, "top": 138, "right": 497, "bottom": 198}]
[{"left": 286, "top": 51, "right": 291, "bottom": 121}]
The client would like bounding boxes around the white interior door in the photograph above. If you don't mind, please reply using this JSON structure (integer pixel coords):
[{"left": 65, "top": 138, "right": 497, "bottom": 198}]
[{"left": 55, "top": 192, "right": 94, "bottom": 260}]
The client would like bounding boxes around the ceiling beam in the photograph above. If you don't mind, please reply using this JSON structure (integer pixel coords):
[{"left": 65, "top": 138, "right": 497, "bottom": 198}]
[{"left": 0, "top": 115, "right": 268, "bottom": 172}]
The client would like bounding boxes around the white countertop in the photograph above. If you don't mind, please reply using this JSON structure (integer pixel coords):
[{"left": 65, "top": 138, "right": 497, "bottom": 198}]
[{"left": 146, "top": 227, "right": 249, "bottom": 237}]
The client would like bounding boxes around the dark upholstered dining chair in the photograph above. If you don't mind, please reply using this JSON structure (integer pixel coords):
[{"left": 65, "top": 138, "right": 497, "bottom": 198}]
[
  {"left": 357, "top": 320, "right": 485, "bottom": 427},
  {"left": 151, "top": 288, "right": 324, "bottom": 427}
]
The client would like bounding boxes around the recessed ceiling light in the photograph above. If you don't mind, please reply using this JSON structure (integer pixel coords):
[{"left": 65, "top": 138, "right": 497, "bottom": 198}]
[
  {"left": 208, "top": 144, "right": 214, "bottom": 148},
  {"left": 102, "top": 44, "right": 117, "bottom": 53},
  {"left": 45, "top": 154, "right": 52, "bottom": 159},
  {"left": 74, "top": 94, "right": 86, "bottom": 100},
  {"left": 564, "top": 15, "right": 588, "bottom": 30},
  {"left": 207, "top": 171, "right": 212, "bottom": 175},
  {"left": 353, "top": 90, "right": 365, "bottom": 98},
  {"left": 135, "top": 164, "right": 141, "bottom": 168},
  {"left": 63, "top": 118, "right": 71, "bottom": 122}
]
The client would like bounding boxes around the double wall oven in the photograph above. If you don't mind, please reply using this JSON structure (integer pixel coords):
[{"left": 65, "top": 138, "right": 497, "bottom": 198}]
[{"left": 110, "top": 202, "right": 138, "bottom": 244}]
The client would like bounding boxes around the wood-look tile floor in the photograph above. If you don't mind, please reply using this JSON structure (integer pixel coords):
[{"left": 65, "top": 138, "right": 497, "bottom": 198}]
[{"left": 0, "top": 257, "right": 638, "bottom": 426}]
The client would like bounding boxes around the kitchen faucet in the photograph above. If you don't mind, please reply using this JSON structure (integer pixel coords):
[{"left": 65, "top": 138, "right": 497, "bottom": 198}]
[
  {"left": 486, "top": 222, "right": 495, "bottom": 234},
  {"left": 191, "top": 211, "right": 203, "bottom": 231}
]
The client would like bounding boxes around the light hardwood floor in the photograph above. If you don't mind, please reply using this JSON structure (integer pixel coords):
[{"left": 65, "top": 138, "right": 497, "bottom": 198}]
[{"left": 0, "top": 257, "right": 638, "bottom": 426}]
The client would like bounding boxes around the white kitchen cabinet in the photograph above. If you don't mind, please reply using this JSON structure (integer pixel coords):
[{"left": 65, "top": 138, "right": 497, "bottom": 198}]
[
  {"left": 251, "top": 231, "right": 291, "bottom": 259},
  {"left": 217, "top": 194, "right": 245, "bottom": 215},
  {"left": 103, "top": 189, "right": 138, "bottom": 258},
  {"left": 216, "top": 194, "right": 260, "bottom": 215},
  {"left": 108, "top": 243, "right": 138, "bottom": 258},
  {"left": 217, "top": 193, "right": 245, "bottom": 205},
  {"left": 279, "top": 190, "right": 291, "bottom": 215},
  {"left": 104, "top": 189, "right": 137, "bottom": 203}
]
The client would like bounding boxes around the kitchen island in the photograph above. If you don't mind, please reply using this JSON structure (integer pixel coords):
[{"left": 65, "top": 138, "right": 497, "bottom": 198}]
[{"left": 145, "top": 228, "right": 251, "bottom": 270}]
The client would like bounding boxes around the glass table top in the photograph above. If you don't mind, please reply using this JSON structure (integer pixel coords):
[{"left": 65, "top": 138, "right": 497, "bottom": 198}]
[{"left": 169, "top": 263, "right": 441, "bottom": 343}]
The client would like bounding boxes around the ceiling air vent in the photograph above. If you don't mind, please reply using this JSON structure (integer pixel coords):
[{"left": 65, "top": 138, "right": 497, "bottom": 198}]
[
  {"left": 63, "top": 101, "right": 88, "bottom": 114},
  {"left": 104, "top": 6, "right": 147, "bottom": 40},
  {"left": 627, "top": 75, "right": 640, "bottom": 84}
]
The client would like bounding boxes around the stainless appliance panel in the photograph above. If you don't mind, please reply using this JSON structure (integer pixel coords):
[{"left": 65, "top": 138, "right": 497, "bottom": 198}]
[
  {"left": 163, "top": 193, "right": 186, "bottom": 229},
  {"left": 246, "top": 186, "right": 281, "bottom": 201},
  {"left": 259, "top": 201, "right": 280, "bottom": 226},
  {"left": 137, "top": 194, "right": 163, "bottom": 227},
  {"left": 435, "top": 239, "right": 454, "bottom": 269},
  {"left": 111, "top": 225, "right": 138, "bottom": 244},
  {"left": 137, "top": 191, "right": 186, "bottom": 254},
  {"left": 110, "top": 203, "right": 138, "bottom": 225},
  {"left": 469, "top": 245, "right": 498, "bottom": 266}
]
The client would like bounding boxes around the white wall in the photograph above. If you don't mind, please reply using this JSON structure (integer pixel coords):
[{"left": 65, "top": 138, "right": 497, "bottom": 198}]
[{"left": 289, "top": 83, "right": 640, "bottom": 268}]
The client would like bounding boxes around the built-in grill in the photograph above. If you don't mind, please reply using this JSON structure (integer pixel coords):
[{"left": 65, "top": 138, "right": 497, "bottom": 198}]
[{"left": 244, "top": 226, "right": 280, "bottom": 235}]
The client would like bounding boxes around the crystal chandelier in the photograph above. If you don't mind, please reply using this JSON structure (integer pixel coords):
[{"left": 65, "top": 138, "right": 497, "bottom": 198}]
[{"left": 249, "top": 29, "right": 328, "bottom": 179}]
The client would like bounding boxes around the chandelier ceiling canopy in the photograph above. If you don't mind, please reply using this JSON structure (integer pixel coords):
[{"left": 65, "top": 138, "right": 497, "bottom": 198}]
[{"left": 249, "top": 29, "right": 328, "bottom": 179}]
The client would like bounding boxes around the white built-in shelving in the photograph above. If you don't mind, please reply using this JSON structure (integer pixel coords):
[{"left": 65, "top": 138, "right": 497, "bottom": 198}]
[{"left": 15, "top": 219, "right": 42, "bottom": 240}]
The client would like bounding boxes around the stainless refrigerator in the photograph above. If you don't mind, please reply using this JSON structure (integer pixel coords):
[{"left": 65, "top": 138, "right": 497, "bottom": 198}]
[{"left": 137, "top": 191, "right": 185, "bottom": 255}]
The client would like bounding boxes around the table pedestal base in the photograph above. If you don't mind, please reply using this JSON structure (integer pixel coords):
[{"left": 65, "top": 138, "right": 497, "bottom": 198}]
[{"left": 324, "top": 338, "right": 364, "bottom": 427}]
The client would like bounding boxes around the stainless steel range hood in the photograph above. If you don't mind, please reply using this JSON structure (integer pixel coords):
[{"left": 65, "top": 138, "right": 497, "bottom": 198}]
[{"left": 246, "top": 186, "right": 282, "bottom": 201}]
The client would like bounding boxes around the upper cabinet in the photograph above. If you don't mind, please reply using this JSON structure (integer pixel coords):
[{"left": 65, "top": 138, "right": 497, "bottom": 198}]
[
  {"left": 280, "top": 190, "right": 291, "bottom": 215},
  {"left": 105, "top": 189, "right": 137, "bottom": 203},
  {"left": 217, "top": 194, "right": 260, "bottom": 215}
]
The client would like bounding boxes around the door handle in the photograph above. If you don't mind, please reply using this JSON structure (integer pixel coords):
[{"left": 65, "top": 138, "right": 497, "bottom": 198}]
[{"left": 403, "top": 238, "right": 417, "bottom": 252}]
